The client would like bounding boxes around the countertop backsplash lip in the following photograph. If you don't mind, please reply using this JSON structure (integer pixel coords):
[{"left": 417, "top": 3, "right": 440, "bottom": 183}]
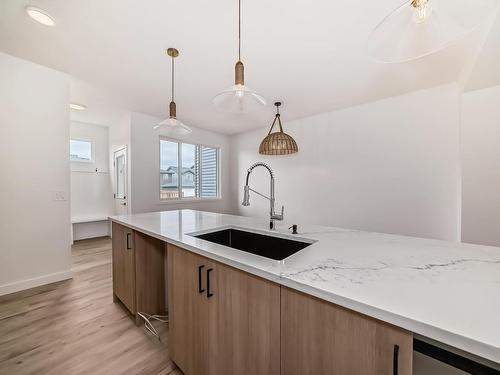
[{"left": 109, "top": 209, "right": 500, "bottom": 365}]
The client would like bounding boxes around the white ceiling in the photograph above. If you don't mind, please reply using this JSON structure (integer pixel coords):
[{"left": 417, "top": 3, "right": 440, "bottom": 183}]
[
  {"left": 0, "top": 0, "right": 497, "bottom": 133},
  {"left": 465, "top": 9, "right": 500, "bottom": 91},
  {"left": 68, "top": 78, "right": 130, "bottom": 126}
]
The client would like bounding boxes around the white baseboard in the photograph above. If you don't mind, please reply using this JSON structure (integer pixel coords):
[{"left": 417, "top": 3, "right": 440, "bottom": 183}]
[{"left": 0, "top": 270, "right": 73, "bottom": 297}]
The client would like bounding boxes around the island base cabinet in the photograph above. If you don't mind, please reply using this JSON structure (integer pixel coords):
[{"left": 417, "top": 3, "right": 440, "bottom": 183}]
[
  {"left": 167, "top": 244, "right": 280, "bottom": 375},
  {"left": 207, "top": 260, "right": 281, "bottom": 375},
  {"left": 112, "top": 222, "right": 136, "bottom": 315},
  {"left": 112, "top": 223, "right": 165, "bottom": 324},
  {"left": 281, "top": 287, "right": 413, "bottom": 375},
  {"left": 168, "top": 244, "right": 208, "bottom": 375}
]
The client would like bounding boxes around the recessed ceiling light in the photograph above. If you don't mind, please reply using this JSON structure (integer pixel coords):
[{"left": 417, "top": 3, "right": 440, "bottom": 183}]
[
  {"left": 70, "top": 103, "right": 87, "bottom": 111},
  {"left": 25, "top": 6, "right": 56, "bottom": 27}
]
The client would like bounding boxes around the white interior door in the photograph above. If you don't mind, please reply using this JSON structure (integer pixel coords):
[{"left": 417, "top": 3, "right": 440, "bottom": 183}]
[{"left": 113, "top": 147, "right": 128, "bottom": 215}]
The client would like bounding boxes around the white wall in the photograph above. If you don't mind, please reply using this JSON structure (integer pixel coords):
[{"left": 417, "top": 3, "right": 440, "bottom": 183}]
[
  {"left": 129, "top": 112, "right": 232, "bottom": 214},
  {"left": 0, "top": 52, "right": 72, "bottom": 295},
  {"left": 70, "top": 121, "right": 112, "bottom": 240},
  {"left": 230, "top": 84, "right": 462, "bottom": 241},
  {"left": 461, "top": 85, "right": 500, "bottom": 246}
]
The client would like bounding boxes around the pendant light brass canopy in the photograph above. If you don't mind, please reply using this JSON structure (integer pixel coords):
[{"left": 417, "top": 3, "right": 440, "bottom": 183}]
[
  {"left": 154, "top": 48, "right": 192, "bottom": 135},
  {"left": 259, "top": 102, "right": 298, "bottom": 155}
]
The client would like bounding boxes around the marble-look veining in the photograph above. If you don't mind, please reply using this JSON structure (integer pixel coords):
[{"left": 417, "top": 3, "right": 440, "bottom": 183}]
[{"left": 109, "top": 209, "right": 500, "bottom": 365}]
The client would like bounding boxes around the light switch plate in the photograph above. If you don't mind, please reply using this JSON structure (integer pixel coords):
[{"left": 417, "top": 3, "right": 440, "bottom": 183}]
[{"left": 53, "top": 190, "right": 67, "bottom": 201}]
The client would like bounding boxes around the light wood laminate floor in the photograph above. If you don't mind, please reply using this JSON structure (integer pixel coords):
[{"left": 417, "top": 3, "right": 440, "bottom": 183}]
[{"left": 0, "top": 237, "right": 182, "bottom": 375}]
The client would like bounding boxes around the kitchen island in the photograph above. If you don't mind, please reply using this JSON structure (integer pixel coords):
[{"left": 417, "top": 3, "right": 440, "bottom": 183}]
[{"left": 109, "top": 209, "right": 500, "bottom": 374}]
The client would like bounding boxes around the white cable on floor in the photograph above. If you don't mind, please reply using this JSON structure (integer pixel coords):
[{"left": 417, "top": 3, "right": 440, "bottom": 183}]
[{"left": 137, "top": 312, "right": 168, "bottom": 341}]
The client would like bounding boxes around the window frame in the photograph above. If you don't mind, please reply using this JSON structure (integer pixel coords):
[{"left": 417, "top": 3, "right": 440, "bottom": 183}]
[
  {"left": 70, "top": 138, "right": 95, "bottom": 163},
  {"left": 159, "top": 136, "right": 221, "bottom": 203}
]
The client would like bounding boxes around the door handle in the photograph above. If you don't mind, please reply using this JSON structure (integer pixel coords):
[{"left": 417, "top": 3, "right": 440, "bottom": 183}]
[
  {"left": 126, "top": 232, "right": 132, "bottom": 250},
  {"left": 198, "top": 265, "right": 205, "bottom": 293},
  {"left": 393, "top": 345, "right": 399, "bottom": 375},
  {"left": 120, "top": 202, "right": 127, "bottom": 206},
  {"left": 206, "top": 268, "right": 214, "bottom": 298}
]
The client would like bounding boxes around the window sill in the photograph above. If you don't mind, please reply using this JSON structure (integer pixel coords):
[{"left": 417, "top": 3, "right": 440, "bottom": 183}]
[
  {"left": 71, "top": 160, "right": 95, "bottom": 163},
  {"left": 158, "top": 197, "right": 222, "bottom": 205}
]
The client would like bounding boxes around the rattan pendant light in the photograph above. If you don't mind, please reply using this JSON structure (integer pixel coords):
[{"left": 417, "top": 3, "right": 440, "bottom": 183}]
[{"left": 259, "top": 102, "right": 298, "bottom": 155}]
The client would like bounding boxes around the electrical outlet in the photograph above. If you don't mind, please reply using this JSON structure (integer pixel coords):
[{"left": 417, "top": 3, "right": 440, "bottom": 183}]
[{"left": 53, "top": 190, "right": 67, "bottom": 201}]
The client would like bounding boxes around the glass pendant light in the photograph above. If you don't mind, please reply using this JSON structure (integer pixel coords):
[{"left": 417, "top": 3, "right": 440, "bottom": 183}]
[
  {"left": 213, "top": 0, "right": 266, "bottom": 113},
  {"left": 259, "top": 102, "right": 298, "bottom": 155},
  {"left": 154, "top": 48, "right": 192, "bottom": 135},
  {"left": 367, "top": 0, "right": 498, "bottom": 63}
]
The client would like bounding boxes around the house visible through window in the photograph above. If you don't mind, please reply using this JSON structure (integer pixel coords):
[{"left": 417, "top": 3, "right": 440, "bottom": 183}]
[
  {"left": 70, "top": 139, "right": 93, "bottom": 162},
  {"left": 160, "top": 138, "right": 219, "bottom": 200}
]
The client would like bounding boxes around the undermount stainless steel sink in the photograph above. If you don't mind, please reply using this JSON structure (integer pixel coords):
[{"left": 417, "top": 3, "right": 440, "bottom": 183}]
[{"left": 190, "top": 227, "right": 315, "bottom": 261}]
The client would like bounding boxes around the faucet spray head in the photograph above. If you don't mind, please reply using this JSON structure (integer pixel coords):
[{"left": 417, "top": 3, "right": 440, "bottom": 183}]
[{"left": 242, "top": 185, "right": 250, "bottom": 206}]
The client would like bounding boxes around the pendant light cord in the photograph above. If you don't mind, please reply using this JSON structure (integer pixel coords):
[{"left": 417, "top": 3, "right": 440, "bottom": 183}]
[
  {"left": 276, "top": 104, "right": 283, "bottom": 132},
  {"left": 267, "top": 103, "right": 283, "bottom": 134},
  {"left": 171, "top": 54, "right": 175, "bottom": 102},
  {"left": 238, "top": 0, "right": 241, "bottom": 61}
]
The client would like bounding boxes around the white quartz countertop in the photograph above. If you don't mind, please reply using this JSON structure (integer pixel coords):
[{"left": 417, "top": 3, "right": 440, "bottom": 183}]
[{"left": 109, "top": 210, "right": 500, "bottom": 364}]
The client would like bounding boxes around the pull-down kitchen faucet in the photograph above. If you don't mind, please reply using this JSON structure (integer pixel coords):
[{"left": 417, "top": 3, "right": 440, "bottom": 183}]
[{"left": 242, "top": 162, "right": 284, "bottom": 230}]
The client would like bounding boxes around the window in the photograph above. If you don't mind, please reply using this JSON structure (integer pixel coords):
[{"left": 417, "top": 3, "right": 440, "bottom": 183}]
[
  {"left": 160, "top": 138, "right": 220, "bottom": 200},
  {"left": 200, "top": 146, "right": 218, "bottom": 198},
  {"left": 182, "top": 143, "right": 196, "bottom": 198},
  {"left": 160, "top": 140, "right": 179, "bottom": 199},
  {"left": 70, "top": 139, "right": 93, "bottom": 162}
]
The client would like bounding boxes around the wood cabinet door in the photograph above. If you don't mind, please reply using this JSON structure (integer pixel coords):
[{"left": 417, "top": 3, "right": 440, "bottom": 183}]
[
  {"left": 281, "top": 287, "right": 413, "bottom": 375},
  {"left": 112, "top": 222, "right": 136, "bottom": 314},
  {"left": 168, "top": 245, "right": 208, "bottom": 375},
  {"left": 207, "top": 261, "right": 281, "bottom": 375}
]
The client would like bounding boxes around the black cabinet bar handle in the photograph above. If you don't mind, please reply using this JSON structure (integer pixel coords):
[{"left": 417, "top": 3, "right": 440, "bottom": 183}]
[
  {"left": 126, "top": 232, "right": 132, "bottom": 250},
  {"left": 198, "top": 265, "right": 205, "bottom": 293},
  {"left": 393, "top": 345, "right": 399, "bottom": 375},
  {"left": 206, "top": 268, "right": 214, "bottom": 298}
]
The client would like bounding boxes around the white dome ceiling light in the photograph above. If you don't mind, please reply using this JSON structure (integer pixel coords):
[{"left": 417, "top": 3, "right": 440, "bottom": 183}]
[
  {"left": 70, "top": 103, "right": 87, "bottom": 111},
  {"left": 367, "top": 0, "right": 499, "bottom": 63},
  {"left": 25, "top": 6, "right": 56, "bottom": 27}
]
